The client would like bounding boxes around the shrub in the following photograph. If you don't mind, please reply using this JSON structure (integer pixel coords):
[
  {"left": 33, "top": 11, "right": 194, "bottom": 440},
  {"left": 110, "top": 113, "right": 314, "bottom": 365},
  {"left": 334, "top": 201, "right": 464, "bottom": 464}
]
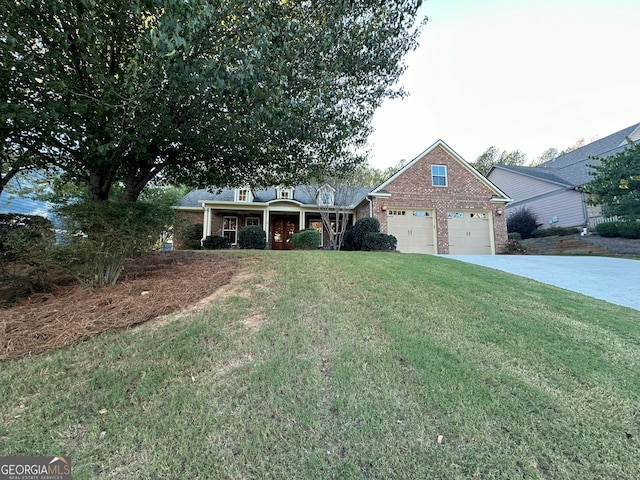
[
  {"left": 176, "top": 223, "right": 203, "bottom": 250},
  {"left": 351, "top": 217, "right": 380, "bottom": 250},
  {"left": 292, "top": 229, "right": 321, "bottom": 249},
  {"left": 595, "top": 221, "right": 620, "bottom": 237},
  {"left": 238, "top": 225, "right": 266, "bottom": 249},
  {"left": 202, "top": 235, "right": 231, "bottom": 250},
  {"left": 362, "top": 232, "right": 397, "bottom": 251},
  {"left": 0, "top": 213, "right": 55, "bottom": 259},
  {"left": 507, "top": 207, "right": 538, "bottom": 239},
  {"left": 531, "top": 226, "right": 580, "bottom": 237},
  {"left": 507, "top": 232, "right": 522, "bottom": 240},
  {"left": 502, "top": 239, "right": 527, "bottom": 254},
  {"left": 617, "top": 221, "right": 640, "bottom": 239},
  {"left": 341, "top": 228, "right": 355, "bottom": 251},
  {"left": 54, "top": 201, "right": 172, "bottom": 287},
  {"left": 0, "top": 214, "right": 56, "bottom": 294}
]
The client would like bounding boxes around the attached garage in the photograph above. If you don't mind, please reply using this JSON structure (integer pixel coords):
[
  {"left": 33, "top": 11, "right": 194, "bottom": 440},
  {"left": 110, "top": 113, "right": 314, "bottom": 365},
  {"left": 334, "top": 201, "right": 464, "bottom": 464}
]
[
  {"left": 447, "top": 210, "right": 493, "bottom": 254},
  {"left": 387, "top": 209, "right": 436, "bottom": 254}
]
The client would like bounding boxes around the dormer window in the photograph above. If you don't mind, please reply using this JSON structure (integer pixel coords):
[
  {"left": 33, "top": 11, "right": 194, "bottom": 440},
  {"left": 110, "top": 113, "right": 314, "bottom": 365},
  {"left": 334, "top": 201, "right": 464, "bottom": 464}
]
[
  {"left": 235, "top": 187, "right": 253, "bottom": 202},
  {"left": 316, "top": 184, "right": 335, "bottom": 206},
  {"left": 276, "top": 186, "right": 294, "bottom": 200}
]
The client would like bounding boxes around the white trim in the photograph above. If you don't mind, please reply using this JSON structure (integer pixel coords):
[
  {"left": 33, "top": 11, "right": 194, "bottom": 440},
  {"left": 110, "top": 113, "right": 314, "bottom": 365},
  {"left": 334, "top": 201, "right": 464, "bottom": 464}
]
[
  {"left": 222, "top": 216, "right": 238, "bottom": 244},
  {"left": 431, "top": 164, "right": 448, "bottom": 187}
]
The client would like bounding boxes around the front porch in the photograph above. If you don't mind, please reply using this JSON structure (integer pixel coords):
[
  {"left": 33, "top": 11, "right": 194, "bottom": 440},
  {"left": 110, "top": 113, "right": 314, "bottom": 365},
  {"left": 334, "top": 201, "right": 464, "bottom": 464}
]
[{"left": 201, "top": 202, "right": 342, "bottom": 249}]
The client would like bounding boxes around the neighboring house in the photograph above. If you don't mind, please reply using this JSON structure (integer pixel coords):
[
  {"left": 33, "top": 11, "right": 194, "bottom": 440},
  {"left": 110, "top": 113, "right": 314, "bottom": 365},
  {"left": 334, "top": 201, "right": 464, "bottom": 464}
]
[
  {"left": 487, "top": 123, "right": 640, "bottom": 229},
  {"left": 174, "top": 139, "right": 511, "bottom": 254}
]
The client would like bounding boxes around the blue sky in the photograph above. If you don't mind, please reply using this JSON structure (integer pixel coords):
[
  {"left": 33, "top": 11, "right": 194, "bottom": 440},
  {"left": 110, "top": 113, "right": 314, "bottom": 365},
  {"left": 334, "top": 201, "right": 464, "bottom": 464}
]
[{"left": 367, "top": 0, "right": 640, "bottom": 169}]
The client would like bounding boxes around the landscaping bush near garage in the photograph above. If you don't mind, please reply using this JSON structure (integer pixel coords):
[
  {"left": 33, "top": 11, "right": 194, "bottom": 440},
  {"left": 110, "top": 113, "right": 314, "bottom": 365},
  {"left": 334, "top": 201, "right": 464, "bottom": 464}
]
[
  {"left": 617, "top": 221, "right": 640, "bottom": 239},
  {"left": 502, "top": 238, "right": 527, "bottom": 254},
  {"left": 292, "top": 228, "right": 321, "bottom": 249},
  {"left": 238, "top": 225, "right": 266, "bottom": 249},
  {"left": 594, "top": 220, "right": 640, "bottom": 238},
  {"left": 202, "top": 235, "right": 231, "bottom": 250},
  {"left": 362, "top": 232, "right": 397, "bottom": 251},
  {"left": 507, "top": 206, "right": 538, "bottom": 239},
  {"left": 351, "top": 216, "right": 381, "bottom": 250},
  {"left": 531, "top": 226, "right": 581, "bottom": 237},
  {"left": 595, "top": 221, "right": 620, "bottom": 237}
]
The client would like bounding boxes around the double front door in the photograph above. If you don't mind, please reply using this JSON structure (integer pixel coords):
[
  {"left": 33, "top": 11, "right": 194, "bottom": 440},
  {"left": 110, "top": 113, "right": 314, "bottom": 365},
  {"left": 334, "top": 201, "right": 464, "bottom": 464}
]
[{"left": 271, "top": 216, "right": 298, "bottom": 250}]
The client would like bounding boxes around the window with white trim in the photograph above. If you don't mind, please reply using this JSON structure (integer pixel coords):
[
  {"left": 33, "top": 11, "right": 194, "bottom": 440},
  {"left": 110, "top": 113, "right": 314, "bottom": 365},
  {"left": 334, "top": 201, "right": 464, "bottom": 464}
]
[
  {"left": 431, "top": 165, "right": 448, "bottom": 187},
  {"left": 276, "top": 187, "right": 294, "bottom": 199},
  {"left": 246, "top": 217, "right": 260, "bottom": 227},
  {"left": 235, "top": 188, "right": 253, "bottom": 202},
  {"left": 223, "top": 216, "right": 238, "bottom": 244}
]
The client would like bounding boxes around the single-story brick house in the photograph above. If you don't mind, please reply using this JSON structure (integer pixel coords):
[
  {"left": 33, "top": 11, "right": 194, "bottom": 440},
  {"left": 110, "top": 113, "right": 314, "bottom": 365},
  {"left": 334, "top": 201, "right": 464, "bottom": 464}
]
[
  {"left": 487, "top": 122, "right": 640, "bottom": 229},
  {"left": 174, "top": 139, "right": 511, "bottom": 254}
]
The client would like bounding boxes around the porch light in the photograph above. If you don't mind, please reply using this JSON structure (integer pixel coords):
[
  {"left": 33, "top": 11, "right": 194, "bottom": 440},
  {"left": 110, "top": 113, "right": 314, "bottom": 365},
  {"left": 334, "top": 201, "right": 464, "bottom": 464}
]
[{"left": 381, "top": 205, "right": 387, "bottom": 211}]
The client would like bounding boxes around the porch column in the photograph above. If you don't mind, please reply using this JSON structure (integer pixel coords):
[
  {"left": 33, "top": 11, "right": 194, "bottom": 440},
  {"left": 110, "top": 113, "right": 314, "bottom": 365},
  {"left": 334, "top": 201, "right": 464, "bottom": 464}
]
[
  {"left": 202, "top": 206, "right": 212, "bottom": 245},
  {"left": 299, "top": 211, "right": 305, "bottom": 231},
  {"left": 263, "top": 208, "right": 270, "bottom": 249}
]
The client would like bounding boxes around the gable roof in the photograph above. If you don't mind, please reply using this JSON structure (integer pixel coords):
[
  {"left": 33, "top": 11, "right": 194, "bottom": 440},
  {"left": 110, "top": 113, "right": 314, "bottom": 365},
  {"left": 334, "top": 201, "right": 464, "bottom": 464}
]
[
  {"left": 491, "top": 122, "right": 640, "bottom": 187},
  {"left": 371, "top": 139, "right": 510, "bottom": 201}
]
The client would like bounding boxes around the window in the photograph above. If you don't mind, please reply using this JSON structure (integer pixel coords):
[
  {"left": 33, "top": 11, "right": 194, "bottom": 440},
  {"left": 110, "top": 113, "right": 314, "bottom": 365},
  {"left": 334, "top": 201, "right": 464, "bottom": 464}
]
[
  {"left": 223, "top": 216, "right": 238, "bottom": 244},
  {"left": 431, "top": 165, "right": 448, "bottom": 187},
  {"left": 309, "top": 220, "right": 323, "bottom": 247},
  {"left": 316, "top": 185, "right": 335, "bottom": 206},
  {"left": 319, "top": 191, "right": 334, "bottom": 206},
  {"left": 246, "top": 217, "right": 260, "bottom": 227},
  {"left": 235, "top": 188, "right": 253, "bottom": 202},
  {"left": 276, "top": 187, "right": 294, "bottom": 199}
]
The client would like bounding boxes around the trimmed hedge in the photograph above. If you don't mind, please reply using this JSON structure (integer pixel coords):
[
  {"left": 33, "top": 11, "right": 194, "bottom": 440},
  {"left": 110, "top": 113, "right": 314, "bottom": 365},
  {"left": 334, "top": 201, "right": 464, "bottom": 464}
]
[
  {"left": 202, "top": 235, "right": 231, "bottom": 249},
  {"left": 595, "top": 221, "right": 619, "bottom": 237},
  {"left": 531, "top": 226, "right": 581, "bottom": 237},
  {"left": 238, "top": 225, "right": 266, "bottom": 249},
  {"left": 292, "top": 229, "right": 321, "bottom": 249},
  {"left": 618, "top": 221, "right": 640, "bottom": 239},
  {"left": 362, "top": 232, "right": 397, "bottom": 251}
]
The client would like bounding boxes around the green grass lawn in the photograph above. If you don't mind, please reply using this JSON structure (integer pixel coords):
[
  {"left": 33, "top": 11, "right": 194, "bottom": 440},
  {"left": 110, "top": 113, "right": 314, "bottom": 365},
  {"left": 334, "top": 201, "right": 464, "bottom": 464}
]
[{"left": 2, "top": 251, "right": 640, "bottom": 479}]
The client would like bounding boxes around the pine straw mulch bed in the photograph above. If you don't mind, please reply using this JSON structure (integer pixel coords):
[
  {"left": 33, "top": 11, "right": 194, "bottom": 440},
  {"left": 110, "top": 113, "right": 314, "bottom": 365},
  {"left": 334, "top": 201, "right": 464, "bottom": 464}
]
[{"left": 0, "top": 251, "right": 238, "bottom": 361}]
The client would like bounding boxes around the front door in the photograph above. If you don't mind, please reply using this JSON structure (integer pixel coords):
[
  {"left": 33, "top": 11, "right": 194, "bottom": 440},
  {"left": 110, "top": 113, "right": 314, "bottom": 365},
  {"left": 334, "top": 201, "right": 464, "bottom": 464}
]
[{"left": 271, "top": 216, "right": 298, "bottom": 250}]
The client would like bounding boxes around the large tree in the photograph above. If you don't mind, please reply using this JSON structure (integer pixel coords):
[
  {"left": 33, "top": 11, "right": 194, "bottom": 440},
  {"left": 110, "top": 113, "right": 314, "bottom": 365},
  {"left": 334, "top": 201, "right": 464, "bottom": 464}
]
[
  {"left": 2, "top": 0, "right": 425, "bottom": 202},
  {"left": 584, "top": 142, "right": 640, "bottom": 221},
  {"left": 472, "top": 146, "right": 527, "bottom": 176}
]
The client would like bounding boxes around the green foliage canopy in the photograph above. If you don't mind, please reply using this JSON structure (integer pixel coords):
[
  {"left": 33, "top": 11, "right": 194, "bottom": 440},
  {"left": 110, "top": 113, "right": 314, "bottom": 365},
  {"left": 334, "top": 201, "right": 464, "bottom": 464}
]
[
  {"left": 584, "top": 142, "right": 640, "bottom": 221},
  {"left": 2, "top": 0, "right": 424, "bottom": 201},
  {"left": 472, "top": 146, "right": 527, "bottom": 176}
]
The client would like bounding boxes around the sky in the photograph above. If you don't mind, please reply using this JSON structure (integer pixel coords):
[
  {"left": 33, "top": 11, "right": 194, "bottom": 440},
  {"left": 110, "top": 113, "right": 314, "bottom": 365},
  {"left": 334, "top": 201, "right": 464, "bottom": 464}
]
[{"left": 367, "top": 0, "right": 640, "bottom": 170}]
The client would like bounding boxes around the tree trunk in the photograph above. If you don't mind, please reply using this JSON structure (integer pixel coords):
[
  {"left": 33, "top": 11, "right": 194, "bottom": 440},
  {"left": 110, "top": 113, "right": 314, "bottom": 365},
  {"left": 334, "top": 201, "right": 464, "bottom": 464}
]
[{"left": 87, "top": 168, "right": 117, "bottom": 201}]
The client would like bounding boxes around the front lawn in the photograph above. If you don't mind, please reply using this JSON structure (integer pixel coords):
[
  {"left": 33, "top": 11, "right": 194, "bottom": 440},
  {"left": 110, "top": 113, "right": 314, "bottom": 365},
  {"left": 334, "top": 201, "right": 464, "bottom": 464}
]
[{"left": 2, "top": 251, "right": 639, "bottom": 479}]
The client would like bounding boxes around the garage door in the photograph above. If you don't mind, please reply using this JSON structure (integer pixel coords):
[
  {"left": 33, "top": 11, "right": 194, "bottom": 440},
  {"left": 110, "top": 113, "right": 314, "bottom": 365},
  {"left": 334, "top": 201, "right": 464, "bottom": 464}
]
[
  {"left": 447, "top": 211, "right": 492, "bottom": 254},
  {"left": 387, "top": 209, "right": 436, "bottom": 254}
]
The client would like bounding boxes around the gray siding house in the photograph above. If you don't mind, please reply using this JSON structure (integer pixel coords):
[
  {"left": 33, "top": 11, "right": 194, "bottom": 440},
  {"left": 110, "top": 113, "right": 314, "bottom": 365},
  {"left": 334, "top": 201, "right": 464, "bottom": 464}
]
[{"left": 487, "top": 123, "right": 640, "bottom": 229}]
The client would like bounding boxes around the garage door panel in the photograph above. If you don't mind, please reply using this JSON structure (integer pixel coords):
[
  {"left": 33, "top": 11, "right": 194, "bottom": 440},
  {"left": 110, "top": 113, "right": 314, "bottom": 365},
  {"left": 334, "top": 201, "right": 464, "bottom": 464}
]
[
  {"left": 447, "top": 211, "right": 492, "bottom": 254},
  {"left": 387, "top": 209, "right": 435, "bottom": 254}
]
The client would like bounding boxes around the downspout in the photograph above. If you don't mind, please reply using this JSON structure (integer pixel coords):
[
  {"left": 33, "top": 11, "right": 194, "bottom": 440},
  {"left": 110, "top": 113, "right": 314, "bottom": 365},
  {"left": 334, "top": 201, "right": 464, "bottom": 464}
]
[
  {"left": 578, "top": 188, "right": 589, "bottom": 228},
  {"left": 367, "top": 196, "right": 373, "bottom": 217}
]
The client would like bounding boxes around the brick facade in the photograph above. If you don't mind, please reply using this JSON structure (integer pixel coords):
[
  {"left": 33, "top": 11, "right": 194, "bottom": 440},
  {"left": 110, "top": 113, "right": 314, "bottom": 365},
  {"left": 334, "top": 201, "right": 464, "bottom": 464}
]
[{"left": 367, "top": 143, "right": 509, "bottom": 254}]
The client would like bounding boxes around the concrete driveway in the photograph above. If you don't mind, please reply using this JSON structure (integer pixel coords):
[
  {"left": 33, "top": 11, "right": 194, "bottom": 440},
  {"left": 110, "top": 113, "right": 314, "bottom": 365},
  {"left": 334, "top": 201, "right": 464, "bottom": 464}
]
[{"left": 442, "top": 255, "right": 640, "bottom": 311}]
